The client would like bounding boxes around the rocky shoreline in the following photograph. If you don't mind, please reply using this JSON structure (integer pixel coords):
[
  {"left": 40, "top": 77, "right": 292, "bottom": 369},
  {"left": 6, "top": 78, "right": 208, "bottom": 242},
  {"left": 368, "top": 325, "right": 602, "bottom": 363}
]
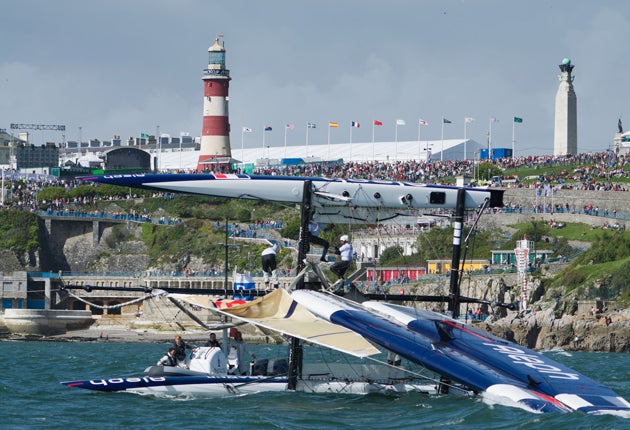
[
  {"left": 480, "top": 307, "right": 630, "bottom": 353},
  {"left": 4, "top": 307, "right": 628, "bottom": 353}
]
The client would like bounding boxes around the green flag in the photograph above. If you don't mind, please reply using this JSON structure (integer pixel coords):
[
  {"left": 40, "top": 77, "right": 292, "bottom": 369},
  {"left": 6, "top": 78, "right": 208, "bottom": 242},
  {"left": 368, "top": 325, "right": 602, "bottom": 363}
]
[
  {"left": 513, "top": 117, "right": 523, "bottom": 123},
  {"left": 141, "top": 133, "right": 149, "bottom": 138}
]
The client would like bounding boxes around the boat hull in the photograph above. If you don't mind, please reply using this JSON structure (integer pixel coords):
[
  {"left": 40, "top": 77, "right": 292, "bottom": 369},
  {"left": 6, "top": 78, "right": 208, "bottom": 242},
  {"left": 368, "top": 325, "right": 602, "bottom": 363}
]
[{"left": 61, "top": 375, "right": 436, "bottom": 397}]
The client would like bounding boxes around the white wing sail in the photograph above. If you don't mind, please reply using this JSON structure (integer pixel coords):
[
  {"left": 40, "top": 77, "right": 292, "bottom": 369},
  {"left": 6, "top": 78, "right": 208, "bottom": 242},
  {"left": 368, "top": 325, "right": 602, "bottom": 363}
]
[{"left": 169, "top": 289, "right": 380, "bottom": 358}]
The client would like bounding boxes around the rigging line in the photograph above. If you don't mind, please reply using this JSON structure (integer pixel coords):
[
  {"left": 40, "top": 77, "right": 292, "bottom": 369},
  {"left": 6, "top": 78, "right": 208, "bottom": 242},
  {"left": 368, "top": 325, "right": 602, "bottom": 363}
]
[
  {"left": 150, "top": 293, "right": 185, "bottom": 332},
  {"left": 65, "top": 290, "right": 152, "bottom": 309},
  {"left": 457, "top": 198, "right": 491, "bottom": 297},
  {"left": 363, "top": 354, "right": 465, "bottom": 392}
]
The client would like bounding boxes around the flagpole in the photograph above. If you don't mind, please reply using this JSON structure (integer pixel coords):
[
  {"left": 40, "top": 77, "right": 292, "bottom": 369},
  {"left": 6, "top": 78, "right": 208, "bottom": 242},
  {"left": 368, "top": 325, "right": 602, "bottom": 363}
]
[
  {"left": 488, "top": 116, "right": 493, "bottom": 158},
  {"left": 417, "top": 120, "right": 421, "bottom": 160},
  {"left": 441, "top": 117, "right": 444, "bottom": 162},
  {"left": 306, "top": 123, "right": 309, "bottom": 155},
  {"left": 464, "top": 118, "right": 467, "bottom": 161},
  {"left": 262, "top": 127, "right": 265, "bottom": 161},
  {"left": 395, "top": 121, "right": 399, "bottom": 162},
  {"left": 284, "top": 125, "right": 288, "bottom": 159},
  {"left": 372, "top": 121, "right": 375, "bottom": 161},
  {"left": 327, "top": 124, "right": 331, "bottom": 160},
  {"left": 241, "top": 129, "right": 245, "bottom": 163},
  {"left": 349, "top": 124, "right": 353, "bottom": 161}
]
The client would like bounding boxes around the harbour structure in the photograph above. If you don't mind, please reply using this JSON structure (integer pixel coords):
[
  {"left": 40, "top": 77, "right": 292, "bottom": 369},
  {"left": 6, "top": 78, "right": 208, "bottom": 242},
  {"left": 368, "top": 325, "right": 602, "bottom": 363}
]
[
  {"left": 553, "top": 58, "right": 577, "bottom": 156},
  {"left": 197, "top": 36, "right": 233, "bottom": 171}
]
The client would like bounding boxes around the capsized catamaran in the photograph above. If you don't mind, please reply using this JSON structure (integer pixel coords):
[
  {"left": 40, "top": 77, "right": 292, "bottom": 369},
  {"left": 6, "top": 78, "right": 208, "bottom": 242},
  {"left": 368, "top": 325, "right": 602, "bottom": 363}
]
[
  {"left": 62, "top": 172, "right": 630, "bottom": 415},
  {"left": 290, "top": 289, "right": 630, "bottom": 415},
  {"left": 61, "top": 288, "right": 438, "bottom": 396}
]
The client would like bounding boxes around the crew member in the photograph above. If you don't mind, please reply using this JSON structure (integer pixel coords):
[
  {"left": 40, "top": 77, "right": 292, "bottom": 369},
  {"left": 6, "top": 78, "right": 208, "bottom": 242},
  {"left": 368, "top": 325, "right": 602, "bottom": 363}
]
[
  {"left": 261, "top": 242, "right": 279, "bottom": 289},
  {"left": 173, "top": 335, "right": 192, "bottom": 362},
  {"left": 308, "top": 221, "right": 330, "bottom": 262},
  {"left": 330, "top": 235, "right": 353, "bottom": 281},
  {"left": 205, "top": 332, "right": 221, "bottom": 348},
  {"left": 157, "top": 347, "right": 178, "bottom": 366},
  {"left": 228, "top": 330, "right": 255, "bottom": 375}
]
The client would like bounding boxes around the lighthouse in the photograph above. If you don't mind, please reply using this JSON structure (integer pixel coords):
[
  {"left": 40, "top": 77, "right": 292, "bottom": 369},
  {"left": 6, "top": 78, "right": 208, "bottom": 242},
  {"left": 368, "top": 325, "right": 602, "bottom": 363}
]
[{"left": 197, "top": 37, "right": 232, "bottom": 171}]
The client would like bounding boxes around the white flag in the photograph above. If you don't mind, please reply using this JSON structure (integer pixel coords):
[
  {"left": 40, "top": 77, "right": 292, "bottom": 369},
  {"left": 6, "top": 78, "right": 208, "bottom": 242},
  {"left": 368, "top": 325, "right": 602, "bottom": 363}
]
[
  {"left": 242, "top": 127, "right": 252, "bottom": 133},
  {"left": 396, "top": 119, "right": 406, "bottom": 126},
  {"left": 465, "top": 117, "right": 475, "bottom": 123}
]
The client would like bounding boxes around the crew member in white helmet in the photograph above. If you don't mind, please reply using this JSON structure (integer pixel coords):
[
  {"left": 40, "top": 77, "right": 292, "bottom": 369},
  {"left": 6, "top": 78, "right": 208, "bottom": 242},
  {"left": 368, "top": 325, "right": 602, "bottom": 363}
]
[
  {"left": 261, "top": 242, "right": 279, "bottom": 289},
  {"left": 330, "top": 235, "right": 353, "bottom": 281}
]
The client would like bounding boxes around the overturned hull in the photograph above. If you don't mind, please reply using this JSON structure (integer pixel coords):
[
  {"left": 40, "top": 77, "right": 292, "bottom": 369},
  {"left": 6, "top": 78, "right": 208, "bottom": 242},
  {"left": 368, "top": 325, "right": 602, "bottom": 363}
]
[
  {"left": 86, "top": 173, "right": 503, "bottom": 224},
  {"left": 292, "top": 290, "right": 630, "bottom": 415}
]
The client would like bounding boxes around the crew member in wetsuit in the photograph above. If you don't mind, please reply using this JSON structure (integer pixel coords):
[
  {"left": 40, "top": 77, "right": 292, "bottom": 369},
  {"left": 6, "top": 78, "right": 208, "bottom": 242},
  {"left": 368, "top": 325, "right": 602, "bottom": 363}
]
[
  {"left": 205, "top": 332, "right": 221, "bottom": 348},
  {"left": 172, "top": 335, "right": 191, "bottom": 362}
]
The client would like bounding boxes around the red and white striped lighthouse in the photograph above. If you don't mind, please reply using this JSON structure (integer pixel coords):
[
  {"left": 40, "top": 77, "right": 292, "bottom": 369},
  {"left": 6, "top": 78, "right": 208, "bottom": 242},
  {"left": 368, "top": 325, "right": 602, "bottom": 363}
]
[{"left": 197, "top": 37, "right": 232, "bottom": 171}]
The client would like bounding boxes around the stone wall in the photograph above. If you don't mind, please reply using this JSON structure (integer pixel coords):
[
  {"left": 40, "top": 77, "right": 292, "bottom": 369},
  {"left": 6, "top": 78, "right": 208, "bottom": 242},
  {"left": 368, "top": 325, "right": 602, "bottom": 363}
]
[{"left": 502, "top": 187, "right": 630, "bottom": 215}]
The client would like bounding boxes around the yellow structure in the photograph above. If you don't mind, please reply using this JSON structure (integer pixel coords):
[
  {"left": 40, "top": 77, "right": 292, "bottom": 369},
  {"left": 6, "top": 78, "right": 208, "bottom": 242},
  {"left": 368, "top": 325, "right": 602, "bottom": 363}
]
[{"left": 426, "top": 259, "right": 489, "bottom": 275}]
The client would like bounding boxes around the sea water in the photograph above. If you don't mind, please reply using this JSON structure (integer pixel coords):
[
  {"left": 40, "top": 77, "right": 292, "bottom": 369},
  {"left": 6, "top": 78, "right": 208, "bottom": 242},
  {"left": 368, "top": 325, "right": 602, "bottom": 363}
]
[{"left": 0, "top": 341, "right": 628, "bottom": 430}]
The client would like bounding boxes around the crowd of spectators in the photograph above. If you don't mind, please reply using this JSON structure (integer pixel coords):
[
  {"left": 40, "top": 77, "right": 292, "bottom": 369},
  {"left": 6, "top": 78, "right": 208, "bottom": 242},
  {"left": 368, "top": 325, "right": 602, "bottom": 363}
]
[
  {"left": 1, "top": 151, "right": 628, "bottom": 217},
  {"left": 251, "top": 150, "right": 630, "bottom": 192}
]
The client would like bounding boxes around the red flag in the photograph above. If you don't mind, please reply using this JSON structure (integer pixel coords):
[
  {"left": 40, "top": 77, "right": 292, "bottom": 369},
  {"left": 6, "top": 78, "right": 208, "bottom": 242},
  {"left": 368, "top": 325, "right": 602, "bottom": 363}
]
[{"left": 373, "top": 120, "right": 383, "bottom": 126}]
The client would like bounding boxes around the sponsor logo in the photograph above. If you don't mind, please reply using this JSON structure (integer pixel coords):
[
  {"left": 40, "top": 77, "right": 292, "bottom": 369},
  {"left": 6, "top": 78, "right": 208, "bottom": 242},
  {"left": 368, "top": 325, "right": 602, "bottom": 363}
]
[
  {"left": 482, "top": 343, "right": 580, "bottom": 380},
  {"left": 88, "top": 376, "right": 166, "bottom": 386}
]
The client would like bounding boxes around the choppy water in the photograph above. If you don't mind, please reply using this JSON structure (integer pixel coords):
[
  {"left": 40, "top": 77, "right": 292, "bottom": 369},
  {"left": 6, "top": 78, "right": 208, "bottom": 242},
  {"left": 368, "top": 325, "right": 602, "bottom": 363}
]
[{"left": 0, "top": 341, "right": 628, "bottom": 430}]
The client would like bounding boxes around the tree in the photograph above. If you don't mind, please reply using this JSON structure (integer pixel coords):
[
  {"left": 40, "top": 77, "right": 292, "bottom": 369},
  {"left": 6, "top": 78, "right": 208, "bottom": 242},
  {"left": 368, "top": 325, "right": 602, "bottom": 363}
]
[
  {"left": 378, "top": 246, "right": 404, "bottom": 265},
  {"left": 35, "top": 186, "right": 67, "bottom": 204}
]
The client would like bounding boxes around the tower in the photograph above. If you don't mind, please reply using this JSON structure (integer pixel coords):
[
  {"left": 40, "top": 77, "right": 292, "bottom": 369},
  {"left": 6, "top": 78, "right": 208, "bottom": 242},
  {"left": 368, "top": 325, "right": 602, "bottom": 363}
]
[
  {"left": 197, "top": 37, "right": 232, "bottom": 171},
  {"left": 553, "top": 58, "right": 577, "bottom": 156}
]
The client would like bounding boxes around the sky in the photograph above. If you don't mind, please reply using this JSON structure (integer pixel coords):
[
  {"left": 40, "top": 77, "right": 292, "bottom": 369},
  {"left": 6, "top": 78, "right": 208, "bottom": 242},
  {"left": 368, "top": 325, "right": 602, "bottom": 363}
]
[{"left": 1, "top": 0, "right": 629, "bottom": 157}]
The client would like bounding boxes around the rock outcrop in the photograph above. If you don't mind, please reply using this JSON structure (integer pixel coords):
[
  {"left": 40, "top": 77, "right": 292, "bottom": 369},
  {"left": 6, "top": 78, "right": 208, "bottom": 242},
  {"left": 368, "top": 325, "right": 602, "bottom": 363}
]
[{"left": 481, "top": 307, "right": 630, "bottom": 352}]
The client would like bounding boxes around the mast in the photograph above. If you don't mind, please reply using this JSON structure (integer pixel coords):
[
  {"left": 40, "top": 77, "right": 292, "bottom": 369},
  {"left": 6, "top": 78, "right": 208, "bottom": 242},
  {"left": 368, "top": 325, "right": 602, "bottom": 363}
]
[
  {"left": 287, "top": 180, "right": 312, "bottom": 390},
  {"left": 447, "top": 188, "right": 466, "bottom": 318}
]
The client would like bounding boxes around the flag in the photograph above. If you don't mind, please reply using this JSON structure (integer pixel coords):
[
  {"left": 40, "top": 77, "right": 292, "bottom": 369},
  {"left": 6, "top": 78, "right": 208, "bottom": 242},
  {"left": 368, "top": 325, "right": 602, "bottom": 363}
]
[
  {"left": 418, "top": 118, "right": 428, "bottom": 126},
  {"left": 242, "top": 127, "right": 252, "bottom": 133},
  {"left": 351, "top": 121, "right": 360, "bottom": 128},
  {"left": 396, "top": 119, "right": 406, "bottom": 126},
  {"left": 373, "top": 120, "right": 383, "bottom": 126},
  {"left": 514, "top": 117, "right": 523, "bottom": 123},
  {"left": 307, "top": 123, "right": 316, "bottom": 128},
  {"left": 264, "top": 126, "right": 272, "bottom": 131},
  {"left": 141, "top": 133, "right": 149, "bottom": 138},
  {"left": 442, "top": 118, "right": 452, "bottom": 124},
  {"left": 491, "top": 116, "right": 498, "bottom": 123},
  {"left": 286, "top": 124, "right": 295, "bottom": 130},
  {"left": 329, "top": 122, "right": 339, "bottom": 128},
  {"left": 465, "top": 117, "right": 474, "bottom": 123}
]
